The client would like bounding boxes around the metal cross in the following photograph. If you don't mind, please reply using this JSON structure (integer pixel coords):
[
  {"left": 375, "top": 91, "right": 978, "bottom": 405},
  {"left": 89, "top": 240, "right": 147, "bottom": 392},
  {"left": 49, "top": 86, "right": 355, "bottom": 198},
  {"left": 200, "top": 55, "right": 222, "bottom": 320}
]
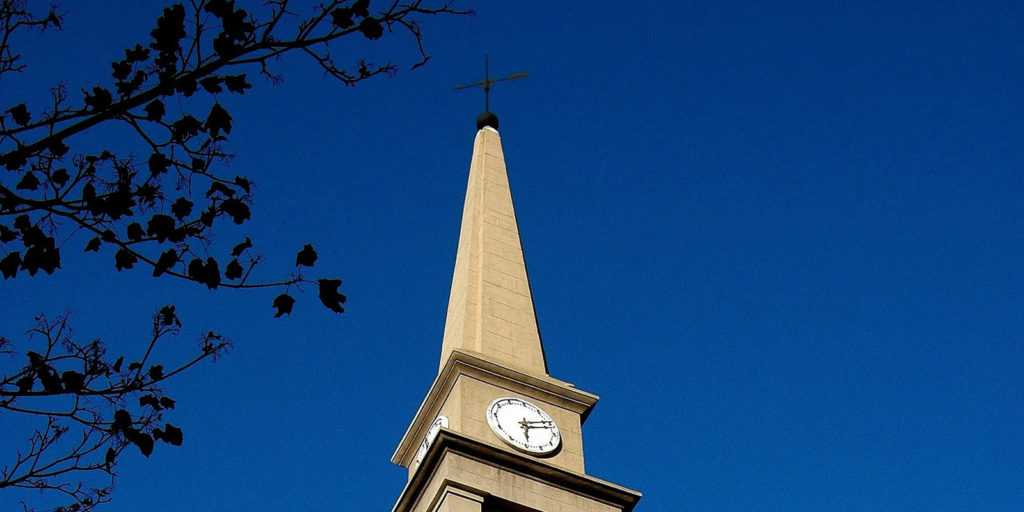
[{"left": 454, "top": 55, "right": 528, "bottom": 112}]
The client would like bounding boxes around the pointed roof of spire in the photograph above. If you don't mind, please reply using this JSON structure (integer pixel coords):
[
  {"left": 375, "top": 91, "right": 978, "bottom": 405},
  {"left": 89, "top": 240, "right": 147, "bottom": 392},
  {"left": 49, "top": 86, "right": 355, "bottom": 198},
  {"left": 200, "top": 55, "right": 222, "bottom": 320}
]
[{"left": 438, "top": 123, "right": 548, "bottom": 376}]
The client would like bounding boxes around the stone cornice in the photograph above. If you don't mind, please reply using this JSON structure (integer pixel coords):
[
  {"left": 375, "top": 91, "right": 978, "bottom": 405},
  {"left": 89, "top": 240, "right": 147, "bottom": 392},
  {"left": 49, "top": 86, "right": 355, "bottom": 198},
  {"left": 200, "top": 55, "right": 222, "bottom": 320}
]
[{"left": 392, "top": 430, "right": 641, "bottom": 512}]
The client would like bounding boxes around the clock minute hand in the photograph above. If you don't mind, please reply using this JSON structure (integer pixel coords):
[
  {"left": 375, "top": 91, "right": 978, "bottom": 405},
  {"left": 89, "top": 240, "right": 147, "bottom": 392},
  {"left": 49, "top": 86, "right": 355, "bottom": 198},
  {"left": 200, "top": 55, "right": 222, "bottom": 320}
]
[{"left": 521, "top": 420, "right": 556, "bottom": 429}]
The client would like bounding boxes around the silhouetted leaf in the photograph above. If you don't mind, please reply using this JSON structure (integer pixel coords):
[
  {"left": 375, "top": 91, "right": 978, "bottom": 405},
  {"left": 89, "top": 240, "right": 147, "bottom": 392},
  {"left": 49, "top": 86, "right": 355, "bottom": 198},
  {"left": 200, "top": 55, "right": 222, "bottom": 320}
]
[
  {"left": 117, "top": 69, "right": 148, "bottom": 97},
  {"left": 231, "top": 237, "right": 252, "bottom": 256},
  {"left": 220, "top": 198, "right": 250, "bottom": 224},
  {"left": 168, "top": 225, "right": 191, "bottom": 243},
  {"left": 295, "top": 244, "right": 317, "bottom": 266},
  {"left": 200, "top": 207, "right": 216, "bottom": 227},
  {"left": 146, "top": 214, "right": 176, "bottom": 242},
  {"left": 126, "top": 222, "right": 145, "bottom": 241},
  {"left": 112, "top": 409, "right": 132, "bottom": 433},
  {"left": 16, "top": 375, "right": 32, "bottom": 392},
  {"left": 115, "top": 248, "right": 138, "bottom": 270},
  {"left": 159, "top": 423, "right": 183, "bottom": 446},
  {"left": 112, "top": 356, "right": 124, "bottom": 373},
  {"left": 13, "top": 214, "right": 30, "bottom": 230},
  {"left": 47, "top": 139, "right": 69, "bottom": 157},
  {"left": 187, "top": 258, "right": 204, "bottom": 280},
  {"left": 149, "top": 364, "right": 164, "bottom": 381},
  {"left": 359, "top": 17, "right": 383, "bottom": 40},
  {"left": 205, "top": 103, "right": 232, "bottom": 136},
  {"left": 0, "top": 252, "right": 21, "bottom": 278},
  {"left": 204, "top": 0, "right": 232, "bottom": 17},
  {"left": 273, "top": 293, "right": 295, "bottom": 318},
  {"left": 16, "top": 172, "right": 40, "bottom": 190},
  {"left": 127, "top": 361, "right": 142, "bottom": 371},
  {"left": 20, "top": 226, "right": 49, "bottom": 248},
  {"left": 318, "top": 278, "right": 346, "bottom": 313},
  {"left": 39, "top": 369, "right": 62, "bottom": 392},
  {"left": 22, "top": 245, "right": 60, "bottom": 275},
  {"left": 61, "top": 371, "right": 86, "bottom": 393},
  {"left": 224, "top": 258, "right": 243, "bottom": 280},
  {"left": 206, "top": 181, "right": 234, "bottom": 198},
  {"left": 150, "top": 4, "right": 186, "bottom": 54},
  {"left": 84, "top": 87, "right": 113, "bottom": 110},
  {"left": 170, "top": 115, "right": 202, "bottom": 141},
  {"left": 223, "top": 74, "right": 251, "bottom": 93},
  {"left": 201, "top": 257, "right": 220, "bottom": 289},
  {"left": 199, "top": 76, "right": 223, "bottom": 93},
  {"left": 144, "top": 99, "right": 165, "bottom": 122},
  {"left": 50, "top": 168, "right": 70, "bottom": 187},
  {"left": 134, "top": 433, "right": 154, "bottom": 457},
  {"left": 125, "top": 43, "right": 150, "bottom": 62},
  {"left": 2, "top": 149, "right": 26, "bottom": 170},
  {"left": 153, "top": 249, "right": 178, "bottom": 277},
  {"left": 111, "top": 60, "right": 132, "bottom": 81},
  {"left": 139, "top": 394, "right": 161, "bottom": 410},
  {"left": 26, "top": 351, "right": 44, "bottom": 367},
  {"left": 160, "top": 397, "right": 176, "bottom": 409},
  {"left": 331, "top": 7, "right": 354, "bottom": 28},
  {"left": 352, "top": 0, "right": 370, "bottom": 17},
  {"left": 170, "top": 197, "right": 193, "bottom": 220},
  {"left": 0, "top": 225, "right": 18, "bottom": 242},
  {"left": 85, "top": 237, "right": 101, "bottom": 252},
  {"left": 213, "top": 32, "right": 241, "bottom": 57},
  {"left": 187, "top": 257, "right": 220, "bottom": 288},
  {"left": 158, "top": 305, "right": 180, "bottom": 326},
  {"left": 234, "top": 176, "right": 250, "bottom": 192},
  {"left": 176, "top": 77, "right": 199, "bottom": 96},
  {"left": 105, "top": 447, "right": 117, "bottom": 466},
  {"left": 222, "top": 6, "right": 253, "bottom": 35},
  {"left": 6, "top": 103, "right": 30, "bottom": 126}
]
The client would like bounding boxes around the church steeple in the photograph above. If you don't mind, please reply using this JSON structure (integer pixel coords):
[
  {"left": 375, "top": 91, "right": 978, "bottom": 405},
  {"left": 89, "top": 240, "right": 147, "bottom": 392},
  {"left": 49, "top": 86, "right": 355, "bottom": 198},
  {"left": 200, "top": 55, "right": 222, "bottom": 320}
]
[
  {"left": 438, "top": 124, "right": 548, "bottom": 376},
  {"left": 390, "top": 114, "right": 640, "bottom": 512}
]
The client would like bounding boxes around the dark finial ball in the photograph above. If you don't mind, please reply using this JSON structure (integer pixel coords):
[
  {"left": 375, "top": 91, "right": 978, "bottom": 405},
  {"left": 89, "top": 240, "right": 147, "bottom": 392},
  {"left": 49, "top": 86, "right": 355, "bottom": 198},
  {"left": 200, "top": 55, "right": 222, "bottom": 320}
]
[{"left": 477, "top": 111, "right": 499, "bottom": 130}]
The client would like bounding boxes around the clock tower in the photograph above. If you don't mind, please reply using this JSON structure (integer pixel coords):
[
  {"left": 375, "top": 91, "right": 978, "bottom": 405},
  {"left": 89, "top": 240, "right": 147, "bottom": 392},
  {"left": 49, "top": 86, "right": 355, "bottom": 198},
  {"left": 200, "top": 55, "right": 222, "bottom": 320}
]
[{"left": 390, "top": 112, "right": 641, "bottom": 512}]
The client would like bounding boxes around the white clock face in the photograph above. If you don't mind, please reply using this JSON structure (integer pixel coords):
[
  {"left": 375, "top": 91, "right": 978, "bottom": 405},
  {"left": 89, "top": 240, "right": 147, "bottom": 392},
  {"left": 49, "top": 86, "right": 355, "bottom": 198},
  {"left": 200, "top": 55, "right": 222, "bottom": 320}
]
[
  {"left": 486, "top": 397, "right": 561, "bottom": 455},
  {"left": 412, "top": 415, "right": 449, "bottom": 466}
]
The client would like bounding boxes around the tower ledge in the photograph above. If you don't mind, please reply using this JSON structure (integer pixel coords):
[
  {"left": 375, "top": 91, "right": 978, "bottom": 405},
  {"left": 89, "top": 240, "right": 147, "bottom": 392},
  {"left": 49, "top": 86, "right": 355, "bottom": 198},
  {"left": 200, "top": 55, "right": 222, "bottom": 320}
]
[{"left": 391, "top": 430, "right": 641, "bottom": 512}]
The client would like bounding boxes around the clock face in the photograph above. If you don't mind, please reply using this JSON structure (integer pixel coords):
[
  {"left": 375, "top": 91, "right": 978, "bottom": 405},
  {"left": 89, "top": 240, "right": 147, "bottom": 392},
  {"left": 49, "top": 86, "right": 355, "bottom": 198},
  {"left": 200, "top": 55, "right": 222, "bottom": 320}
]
[
  {"left": 412, "top": 415, "right": 449, "bottom": 466},
  {"left": 486, "top": 397, "right": 561, "bottom": 455}
]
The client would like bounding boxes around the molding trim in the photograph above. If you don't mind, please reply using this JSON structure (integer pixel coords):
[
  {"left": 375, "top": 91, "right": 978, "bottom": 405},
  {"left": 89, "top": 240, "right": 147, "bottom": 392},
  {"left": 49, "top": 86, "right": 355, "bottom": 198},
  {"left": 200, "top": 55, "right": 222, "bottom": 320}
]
[{"left": 393, "top": 430, "right": 642, "bottom": 512}]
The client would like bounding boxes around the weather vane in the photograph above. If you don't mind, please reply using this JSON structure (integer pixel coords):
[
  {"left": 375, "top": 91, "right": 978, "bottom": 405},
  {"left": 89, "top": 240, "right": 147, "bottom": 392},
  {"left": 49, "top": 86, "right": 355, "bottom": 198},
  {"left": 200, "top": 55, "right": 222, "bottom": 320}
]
[{"left": 454, "top": 55, "right": 528, "bottom": 113}]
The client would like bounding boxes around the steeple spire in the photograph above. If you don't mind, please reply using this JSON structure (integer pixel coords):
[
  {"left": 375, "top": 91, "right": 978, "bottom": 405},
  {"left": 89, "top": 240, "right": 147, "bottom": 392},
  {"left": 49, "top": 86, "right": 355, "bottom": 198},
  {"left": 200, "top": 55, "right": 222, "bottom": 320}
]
[
  {"left": 438, "top": 122, "right": 547, "bottom": 376},
  {"left": 390, "top": 112, "right": 639, "bottom": 512}
]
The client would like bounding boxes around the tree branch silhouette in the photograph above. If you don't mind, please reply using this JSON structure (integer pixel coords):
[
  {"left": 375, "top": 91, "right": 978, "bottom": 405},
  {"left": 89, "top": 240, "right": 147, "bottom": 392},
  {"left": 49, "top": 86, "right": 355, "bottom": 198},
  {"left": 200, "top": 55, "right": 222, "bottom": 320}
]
[{"left": 0, "top": 1, "right": 469, "bottom": 510}]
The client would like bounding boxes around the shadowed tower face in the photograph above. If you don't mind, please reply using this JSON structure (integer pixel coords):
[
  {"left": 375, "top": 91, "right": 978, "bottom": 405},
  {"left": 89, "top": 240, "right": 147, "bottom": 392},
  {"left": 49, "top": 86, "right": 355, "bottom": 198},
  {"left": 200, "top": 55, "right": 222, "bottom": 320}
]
[{"left": 390, "top": 117, "right": 640, "bottom": 512}]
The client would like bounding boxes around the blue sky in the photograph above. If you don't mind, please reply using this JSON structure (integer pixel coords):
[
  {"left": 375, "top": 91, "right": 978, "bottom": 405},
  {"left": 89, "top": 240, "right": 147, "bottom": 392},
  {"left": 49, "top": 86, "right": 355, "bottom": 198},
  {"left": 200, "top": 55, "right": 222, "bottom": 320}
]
[{"left": 2, "top": 1, "right": 1022, "bottom": 511}]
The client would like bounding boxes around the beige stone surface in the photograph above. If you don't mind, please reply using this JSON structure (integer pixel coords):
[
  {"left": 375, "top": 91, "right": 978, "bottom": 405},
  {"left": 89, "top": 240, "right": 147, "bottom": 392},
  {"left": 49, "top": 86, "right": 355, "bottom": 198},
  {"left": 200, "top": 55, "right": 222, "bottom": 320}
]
[
  {"left": 451, "top": 373, "right": 585, "bottom": 474},
  {"left": 398, "top": 447, "right": 634, "bottom": 512},
  {"left": 397, "top": 352, "right": 596, "bottom": 478},
  {"left": 392, "top": 126, "right": 640, "bottom": 512},
  {"left": 439, "top": 127, "right": 547, "bottom": 376},
  {"left": 434, "top": 487, "right": 483, "bottom": 512}
]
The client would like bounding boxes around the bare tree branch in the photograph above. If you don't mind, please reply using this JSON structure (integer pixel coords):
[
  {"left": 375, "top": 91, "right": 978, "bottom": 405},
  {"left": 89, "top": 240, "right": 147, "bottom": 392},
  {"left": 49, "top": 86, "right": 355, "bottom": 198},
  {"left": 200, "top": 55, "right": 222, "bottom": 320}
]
[{"left": 0, "top": 1, "right": 469, "bottom": 509}]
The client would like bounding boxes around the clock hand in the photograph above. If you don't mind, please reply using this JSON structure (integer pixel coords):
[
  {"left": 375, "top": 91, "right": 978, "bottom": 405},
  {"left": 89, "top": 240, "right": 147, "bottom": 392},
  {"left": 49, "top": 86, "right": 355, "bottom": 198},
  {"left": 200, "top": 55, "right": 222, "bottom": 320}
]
[{"left": 521, "top": 420, "right": 556, "bottom": 428}]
